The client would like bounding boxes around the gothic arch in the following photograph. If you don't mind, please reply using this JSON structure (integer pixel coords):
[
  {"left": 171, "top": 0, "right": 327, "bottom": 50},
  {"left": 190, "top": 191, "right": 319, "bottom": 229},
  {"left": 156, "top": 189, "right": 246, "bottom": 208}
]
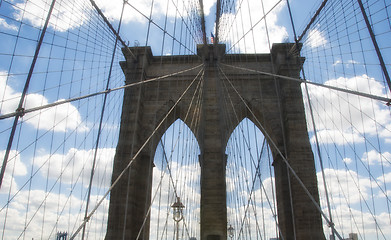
[
  {"left": 150, "top": 118, "right": 201, "bottom": 240},
  {"left": 148, "top": 100, "right": 202, "bottom": 158}
]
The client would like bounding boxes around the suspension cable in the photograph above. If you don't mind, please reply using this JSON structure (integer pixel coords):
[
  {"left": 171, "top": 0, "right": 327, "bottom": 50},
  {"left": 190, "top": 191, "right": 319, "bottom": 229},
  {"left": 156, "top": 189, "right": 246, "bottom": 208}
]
[
  {"left": 220, "top": 63, "right": 391, "bottom": 104},
  {"left": 89, "top": 0, "right": 136, "bottom": 60},
  {"left": 0, "top": 64, "right": 203, "bottom": 120}
]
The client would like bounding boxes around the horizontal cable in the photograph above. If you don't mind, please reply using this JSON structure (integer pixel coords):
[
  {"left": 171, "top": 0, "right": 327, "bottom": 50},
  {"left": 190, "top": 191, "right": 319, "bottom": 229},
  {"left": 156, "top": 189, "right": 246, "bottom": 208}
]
[
  {"left": 0, "top": 64, "right": 203, "bottom": 120},
  {"left": 220, "top": 63, "right": 391, "bottom": 104}
]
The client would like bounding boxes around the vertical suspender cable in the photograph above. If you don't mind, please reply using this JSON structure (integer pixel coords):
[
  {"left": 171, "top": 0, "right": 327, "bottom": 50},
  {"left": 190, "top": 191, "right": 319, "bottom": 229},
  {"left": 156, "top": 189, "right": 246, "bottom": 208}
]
[
  {"left": 81, "top": 1, "right": 127, "bottom": 239},
  {"left": 286, "top": 0, "right": 336, "bottom": 239},
  {"left": 0, "top": 0, "right": 57, "bottom": 189}
]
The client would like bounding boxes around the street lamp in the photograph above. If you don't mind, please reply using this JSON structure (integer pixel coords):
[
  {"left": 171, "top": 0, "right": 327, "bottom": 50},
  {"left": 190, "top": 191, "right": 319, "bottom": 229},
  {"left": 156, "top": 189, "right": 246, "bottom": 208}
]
[
  {"left": 227, "top": 224, "right": 234, "bottom": 240},
  {"left": 171, "top": 197, "right": 185, "bottom": 240}
]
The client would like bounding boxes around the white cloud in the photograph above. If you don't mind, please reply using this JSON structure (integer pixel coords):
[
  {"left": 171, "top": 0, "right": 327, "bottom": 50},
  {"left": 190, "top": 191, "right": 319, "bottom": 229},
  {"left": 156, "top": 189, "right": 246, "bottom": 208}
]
[
  {"left": 362, "top": 150, "right": 391, "bottom": 166},
  {"left": 0, "top": 71, "right": 19, "bottom": 112},
  {"left": 317, "top": 168, "right": 391, "bottom": 239},
  {"left": 333, "top": 60, "right": 342, "bottom": 66},
  {"left": 14, "top": 0, "right": 90, "bottom": 32},
  {"left": 150, "top": 161, "right": 201, "bottom": 239},
  {"left": 0, "top": 148, "right": 113, "bottom": 238},
  {"left": 318, "top": 168, "right": 372, "bottom": 205},
  {"left": 226, "top": 200, "right": 278, "bottom": 239},
  {"left": 0, "top": 71, "right": 88, "bottom": 132},
  {"left": 347, "top": 60, "right": 359, "bottom": 65},
  {"left": 219, "top": 0, "right": 288, "bottom": 53},
  {"left": 0, "top": 150, "right": 27, "bottom": 195},
  {"left": 0, "top": 149, "right": 113, "bottom": 239},
  {"left": 151, "top": 161, "right": 201, "bottom": 204},
  {"left": 252, "top": 177, "right": 276, "bottom": 205},
  {"left": 96, "top": 0, "right": 148, "bottom": 24},
  {"left": 97, "top": 0, "right": 216, "bottom": 23},
  {"left": 343, "top": 157, "right": 353, "bottom": 164},
  {"left": 34, "top": 147, "right": 115, "bottom": 188},
  {"left": 305, "top": 74, "right": 391, "bottom": 144},
  {"left": 13, "top": 0, "right": 216, "bottom": 32},
  {"left": 306, "top": 28, "right": 327, "bottom": 48},
  {"left": 225, "top": 165, "right": 391, "bottom": 239},
  {"left": 333, "top": 59, "right": 359, "bottom": 68},
  {"left": 0, "top": 189, "right": 109, "bottom": 239},
  {"left": 380, "top": 172, "right": 391, "bottom": 183},
  {"left": 202, "top": 0, "right": 216, "bottom": 16},
  {"left": 0, "top": 18, "right": 18, "bottom": 31},
  {"left": 323, "top": 203, "right": 391, "bottom": 239},
  {"left": 311, "top": 129, "right": 363, "bottom": 145},
  {"left": 2, "top": 150, "right": 390, "bottom": 239}
]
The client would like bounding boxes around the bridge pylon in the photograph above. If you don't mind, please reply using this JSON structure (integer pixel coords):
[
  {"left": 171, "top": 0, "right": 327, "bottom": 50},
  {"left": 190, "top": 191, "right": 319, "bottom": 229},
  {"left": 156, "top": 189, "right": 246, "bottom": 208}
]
[{"left": 105, "top": 43, "right": 325, "bottom": 240}]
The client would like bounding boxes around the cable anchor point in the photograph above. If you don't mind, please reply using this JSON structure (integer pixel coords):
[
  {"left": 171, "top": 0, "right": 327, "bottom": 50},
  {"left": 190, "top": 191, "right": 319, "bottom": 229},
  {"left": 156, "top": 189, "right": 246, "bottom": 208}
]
[
  {"left": 15, "top": 107, "right": 25, "bottom": 117},
  {"left": 327, "top": 221, "right": 335, "bottom": 228}
]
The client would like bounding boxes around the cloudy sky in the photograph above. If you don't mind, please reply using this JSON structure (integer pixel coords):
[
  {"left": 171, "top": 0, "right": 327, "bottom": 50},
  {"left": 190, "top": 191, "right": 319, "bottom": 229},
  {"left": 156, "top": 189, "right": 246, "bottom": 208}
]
[{"left": 0, "top": 0, "right": 390, "bottom": 239}]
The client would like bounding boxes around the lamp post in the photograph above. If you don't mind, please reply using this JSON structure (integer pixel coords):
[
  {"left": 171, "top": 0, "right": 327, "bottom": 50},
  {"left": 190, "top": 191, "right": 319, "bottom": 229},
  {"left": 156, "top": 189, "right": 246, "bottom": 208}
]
[
  {"left": 171, "top": 197, "right": 185, "bottom": 240},
  {"left": 228, "top": 224, "right": 234, "bottom": 240}
]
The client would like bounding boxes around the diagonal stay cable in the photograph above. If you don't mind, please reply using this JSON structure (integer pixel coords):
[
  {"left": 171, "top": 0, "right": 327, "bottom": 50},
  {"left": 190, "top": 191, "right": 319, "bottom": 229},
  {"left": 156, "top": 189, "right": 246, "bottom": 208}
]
[
  {"left": 124, "top": 1, "right": 199, "bottom": 55},
  {"left": 218, "top": 64, "right": 344, "bottom": 240},
  {"left": 220, "top": 63, "right": 391, "bottom": 104},
  {"left": 69, "top": 66, "right": 204, "bottom": 240},
  {"left": 297, "top": 0, "right": 329, "bottom": 43},
  {"left": 89, "top": 0, "right": 136, "bottom": 60},
  {"left": 0, "top": 64, "right": 203, "bottom": 120}
]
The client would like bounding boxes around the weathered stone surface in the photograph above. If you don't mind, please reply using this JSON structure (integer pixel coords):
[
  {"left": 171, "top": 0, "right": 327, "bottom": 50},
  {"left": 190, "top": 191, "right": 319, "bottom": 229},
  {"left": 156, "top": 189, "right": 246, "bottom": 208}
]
[{"left": 105, "top": 43, "right": 325, "bottom": 240}]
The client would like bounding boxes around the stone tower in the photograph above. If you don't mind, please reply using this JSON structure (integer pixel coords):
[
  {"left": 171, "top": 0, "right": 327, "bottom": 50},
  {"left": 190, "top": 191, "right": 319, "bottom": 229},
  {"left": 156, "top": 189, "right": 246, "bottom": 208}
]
[{"left": 105, "top": 43, "right": 325, "bottom": 240}]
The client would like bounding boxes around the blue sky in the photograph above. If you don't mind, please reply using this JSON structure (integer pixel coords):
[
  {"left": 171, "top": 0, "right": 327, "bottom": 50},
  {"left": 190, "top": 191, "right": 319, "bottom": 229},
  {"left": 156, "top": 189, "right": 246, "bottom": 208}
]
[{"left": 0, "top": 0, "right": 391, "bottom": 239}]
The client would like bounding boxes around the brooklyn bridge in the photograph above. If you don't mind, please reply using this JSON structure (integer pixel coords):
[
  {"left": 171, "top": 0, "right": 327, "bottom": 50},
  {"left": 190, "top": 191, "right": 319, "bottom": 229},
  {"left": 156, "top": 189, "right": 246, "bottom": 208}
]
[{"left": 0, "top": 0, "right": 390, "bottom": 239}]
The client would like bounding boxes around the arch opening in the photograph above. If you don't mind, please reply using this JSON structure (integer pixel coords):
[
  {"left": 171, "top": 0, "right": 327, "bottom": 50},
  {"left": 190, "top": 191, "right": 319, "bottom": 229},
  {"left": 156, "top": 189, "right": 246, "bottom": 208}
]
[
  {"left": 225, "top": 118, "right": 278, "bottom": 240},
  {"left": 150, "top": 119, "right": 201, "bottom": 240}
]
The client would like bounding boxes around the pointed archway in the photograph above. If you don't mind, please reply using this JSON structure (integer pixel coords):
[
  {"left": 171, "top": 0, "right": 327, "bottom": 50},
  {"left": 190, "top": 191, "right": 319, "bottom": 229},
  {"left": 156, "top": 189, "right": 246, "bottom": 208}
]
[
  {"left": 226, "top": 118, "right": 278, "bottom": 239},
  {"left": 150, "top": 119, "right": 201, "bottom": 240}
]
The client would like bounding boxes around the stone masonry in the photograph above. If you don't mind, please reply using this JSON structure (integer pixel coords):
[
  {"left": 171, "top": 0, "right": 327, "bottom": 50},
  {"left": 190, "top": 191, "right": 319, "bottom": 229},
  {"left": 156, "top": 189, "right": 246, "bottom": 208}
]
[{"left": 105, "top": 43, "right": 325, "bottom": 240}]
